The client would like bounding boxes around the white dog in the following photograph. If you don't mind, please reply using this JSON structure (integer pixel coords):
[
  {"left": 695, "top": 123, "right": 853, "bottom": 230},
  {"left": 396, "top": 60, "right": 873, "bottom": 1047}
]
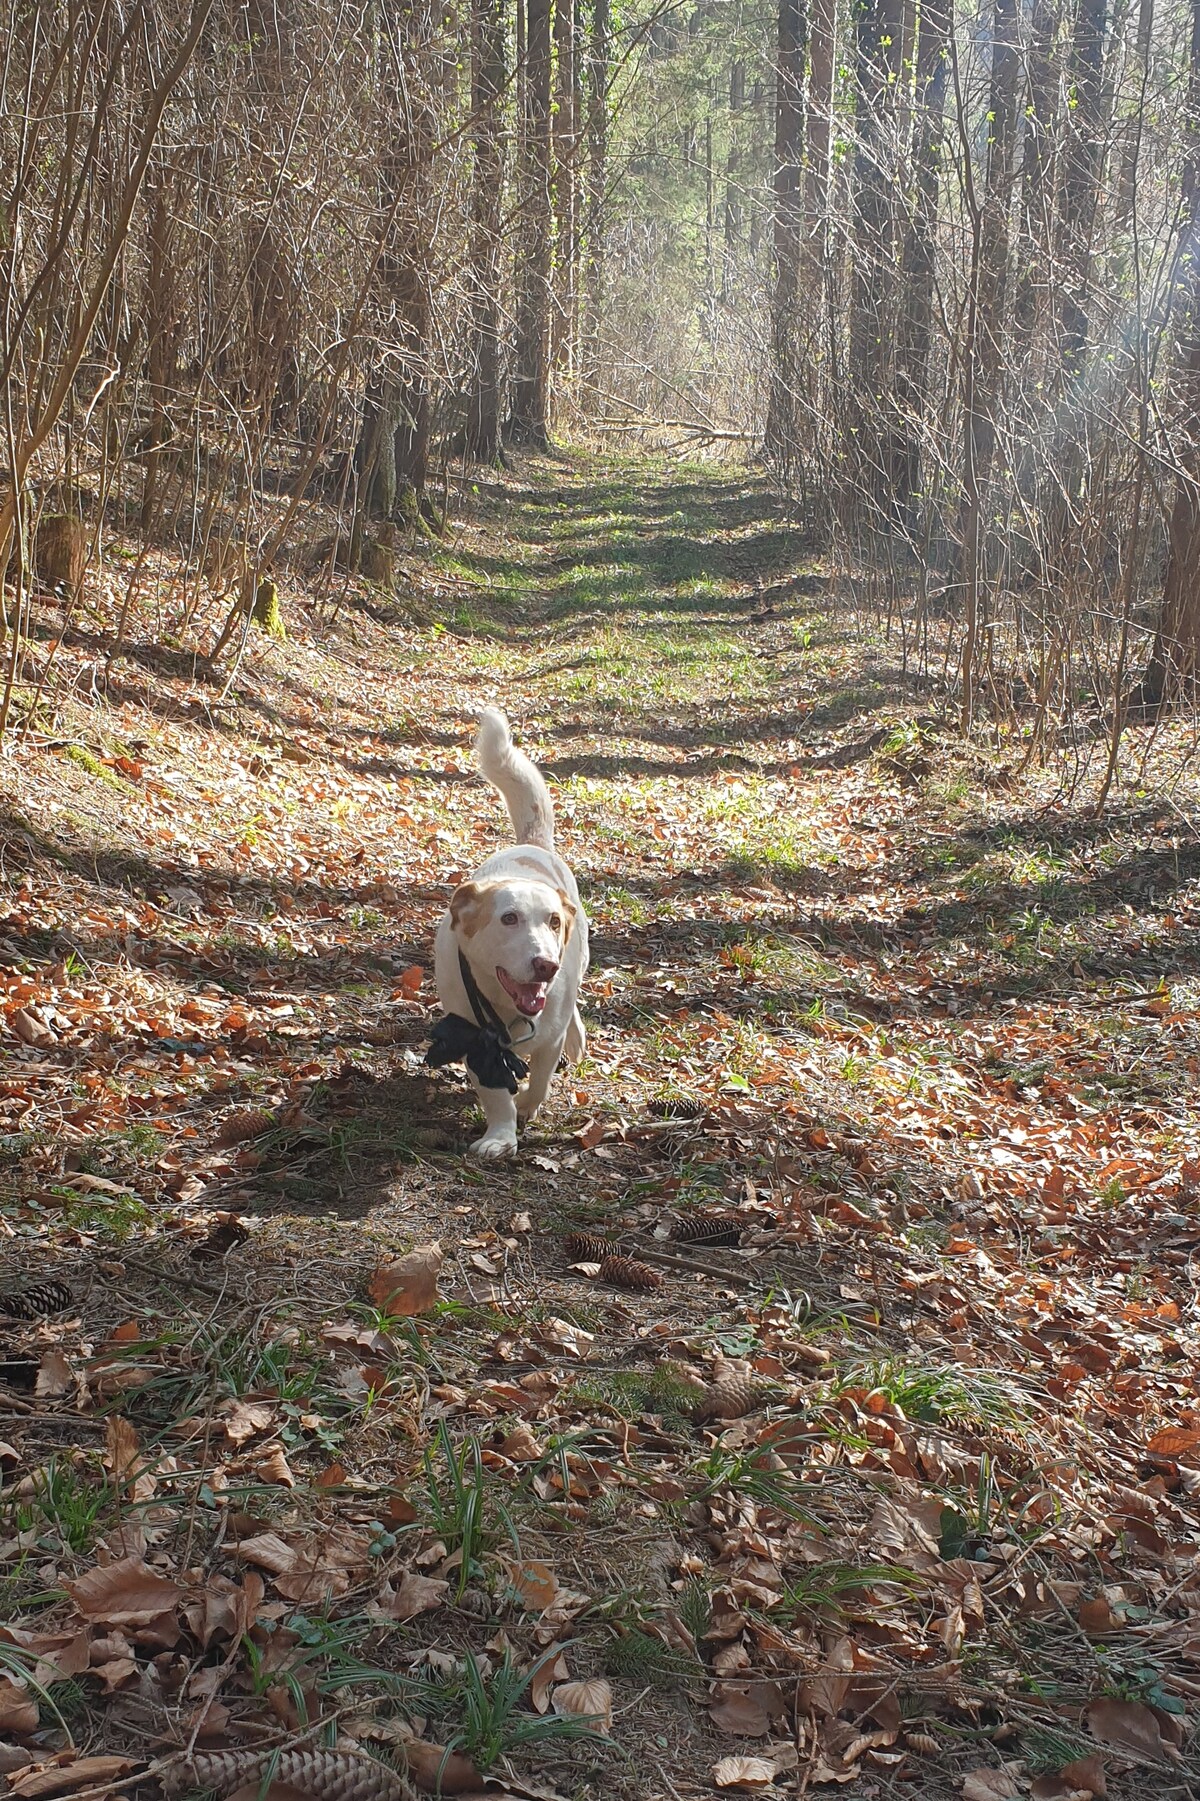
[{"left": 427, "top": 707, "right": 588, "bottom": 1160}]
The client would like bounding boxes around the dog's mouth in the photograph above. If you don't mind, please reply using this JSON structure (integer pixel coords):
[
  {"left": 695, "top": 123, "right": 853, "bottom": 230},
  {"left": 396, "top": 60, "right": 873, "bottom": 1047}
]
[{"left": 496, "top": 967, "right": 550, "bottom": 1017}]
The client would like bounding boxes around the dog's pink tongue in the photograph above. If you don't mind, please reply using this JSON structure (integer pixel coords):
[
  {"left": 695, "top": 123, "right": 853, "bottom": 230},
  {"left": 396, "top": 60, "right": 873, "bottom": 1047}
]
[{"left": 511, "top": 982, "right": 547, "bottom": 1016}]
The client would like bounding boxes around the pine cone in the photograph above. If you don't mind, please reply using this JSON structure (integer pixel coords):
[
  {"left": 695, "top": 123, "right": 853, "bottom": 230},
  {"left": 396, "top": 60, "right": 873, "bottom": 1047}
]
[
  {"left": 648, "top": 1096, "right": 707, "bottom": 1119},
  {"left": 216, "top": 1107, "right": 274, "bottom": 1145},
  {"left": 693, "top": 1372, "right": 763, "bottom": 1423},
  {"left": 672, "top": 1213, "right": 742, "bottom": 1247},
  {"left": 598, "top": 1254, "right": 662, "bottom": 1292},
  {"left": 0, "top": 1279, "right": 74, "bottom": 1319},
  {"left": 564, "top": 1231, "right": 616, "bottom": 1262},
  {"left": 167, "top": 1749, "right": 416, "bottom": 1801},
  {"left": 190, "top": 1213, "right": 251, "bottom": 1260}
]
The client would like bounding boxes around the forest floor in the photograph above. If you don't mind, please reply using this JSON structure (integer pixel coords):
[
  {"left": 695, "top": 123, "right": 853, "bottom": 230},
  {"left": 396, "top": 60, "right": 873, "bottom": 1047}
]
[{"left": 2, "top": 449, "right": 1200, "bottom": 1801}]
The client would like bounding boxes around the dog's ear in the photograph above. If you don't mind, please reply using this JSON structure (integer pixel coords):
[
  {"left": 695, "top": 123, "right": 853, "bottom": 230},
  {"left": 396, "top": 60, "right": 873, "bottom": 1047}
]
[
  {"left": 449, "top": 881, "right": 494, "bottom": 935},
  {"left": 555, "top": 888, "right": 578, "bottom": 943}
]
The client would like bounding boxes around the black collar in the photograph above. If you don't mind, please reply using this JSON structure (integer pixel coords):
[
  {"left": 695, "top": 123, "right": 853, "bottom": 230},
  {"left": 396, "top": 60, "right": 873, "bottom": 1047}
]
[{"left": 424, "top": 950, "right": 531, "bottom": 1094}]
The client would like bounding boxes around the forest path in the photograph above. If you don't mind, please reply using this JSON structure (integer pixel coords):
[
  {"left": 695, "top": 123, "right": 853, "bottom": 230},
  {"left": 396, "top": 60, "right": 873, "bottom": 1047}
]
[{"left": 1, "top": 450, "right": 1199, "bottom": 1798}]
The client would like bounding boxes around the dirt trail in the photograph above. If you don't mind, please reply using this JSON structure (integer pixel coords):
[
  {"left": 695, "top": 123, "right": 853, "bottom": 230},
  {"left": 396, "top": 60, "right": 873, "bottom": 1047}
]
[{"left": 2, "top": 451, "right": 1200, "bottom": 1799}]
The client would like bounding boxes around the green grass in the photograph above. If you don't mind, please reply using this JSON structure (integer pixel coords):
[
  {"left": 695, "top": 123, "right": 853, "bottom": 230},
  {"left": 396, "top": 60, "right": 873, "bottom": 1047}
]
[
  {"left": 6, "top": 1457, "right": 114, "bottom": 1554},
  {"left": 836, "top": 1355, "right": 1022, "bottom": 1428}
]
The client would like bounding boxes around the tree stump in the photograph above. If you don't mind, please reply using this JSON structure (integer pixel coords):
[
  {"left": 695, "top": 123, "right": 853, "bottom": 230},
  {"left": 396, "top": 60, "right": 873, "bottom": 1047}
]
[
  {"left": 33, "top": 514, "right": 87, "bottom": 597},
  {"left": 250, "top": 576, "right": 286, "bottom": 640}
]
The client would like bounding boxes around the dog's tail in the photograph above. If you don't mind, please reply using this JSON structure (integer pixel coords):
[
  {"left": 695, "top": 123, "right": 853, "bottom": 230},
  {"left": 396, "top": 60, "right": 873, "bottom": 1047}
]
[{"left": 475, "top": 706, "right": 554, "bottom": 850}]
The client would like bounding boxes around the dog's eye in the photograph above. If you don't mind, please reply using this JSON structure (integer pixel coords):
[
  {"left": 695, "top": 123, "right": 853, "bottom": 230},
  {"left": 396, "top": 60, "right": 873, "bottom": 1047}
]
[
  {"left": 500, "top": 910, "right": 519, "bottom": 927},
  {"left": 549, "top": 914, "right": 562, "bottom": 931}
]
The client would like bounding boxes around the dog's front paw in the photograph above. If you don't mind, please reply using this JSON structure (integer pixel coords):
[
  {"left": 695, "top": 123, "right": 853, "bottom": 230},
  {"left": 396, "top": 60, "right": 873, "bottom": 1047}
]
[{"left": 469, "top": 1131, "right": 518, "bottom": 1162}]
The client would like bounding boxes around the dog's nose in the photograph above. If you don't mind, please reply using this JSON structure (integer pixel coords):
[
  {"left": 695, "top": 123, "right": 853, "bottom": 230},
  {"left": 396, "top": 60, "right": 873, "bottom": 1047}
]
[{"left": 531, "top": 955, "right": 559, "bottom": 982}]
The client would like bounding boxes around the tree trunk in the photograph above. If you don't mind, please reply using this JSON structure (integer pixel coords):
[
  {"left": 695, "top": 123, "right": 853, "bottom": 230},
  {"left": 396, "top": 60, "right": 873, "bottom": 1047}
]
[
  {"left": 582, "top": 0, "right": 609, "bottom": 382},
  {"left": 723, "top": 60, "right": 745, "bottom": 303},
  {"left": 552, "top": 0, "right": 580, "bottom": 370},
  {"left": 1137, "top": 0, "right": 1200, "bottom": 709},
  {"left": 848, "top": 0, "right": 905, "bottom": 525},
  {"left": 466, "top": 0, "right": 506, "bottom": 461},
  {"left": 509, "top": 0, "right": 553, "bottom": 445},
  {"left": 356, "top": 2, "right": 436, "bottom": 516},
  {"left": 959, "top": 0, "right": 1021, "bottom": 727},
  {"left": 894, "top": 0, "right": 951, "bottom": 516},
  {"left": 804, "top": 0, "right": 835, "bottom": 266},
  {"left": 140, "top": 172, "right": 179, "bottom": 537},
  {"left": 1012, "top": 0, "right": 1061, "bottom": 353},
  {"left": 765, "top": 0, "right": 806, "bottom": 462},
  {"left": 972, "top": 0, "right": 1020, "bottom": 496},
  {"left": 1055, "top": 0, "right": 1108, "bottom": 371}
]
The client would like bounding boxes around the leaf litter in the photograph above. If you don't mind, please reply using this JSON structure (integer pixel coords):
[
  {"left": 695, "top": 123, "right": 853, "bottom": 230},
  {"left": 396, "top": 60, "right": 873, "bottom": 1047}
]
[{"left": 1, "top": 453, "right": 1200, "bottom": 1797}]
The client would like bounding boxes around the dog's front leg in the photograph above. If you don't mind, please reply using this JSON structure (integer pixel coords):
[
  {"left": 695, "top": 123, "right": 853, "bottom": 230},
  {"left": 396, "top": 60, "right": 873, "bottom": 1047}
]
[
  {"left": 468, "top": 1081, "right": 519, "bottom": 1160},
  {"left": 516, "top": 1040, "right": 562, "bottom": 1128}
]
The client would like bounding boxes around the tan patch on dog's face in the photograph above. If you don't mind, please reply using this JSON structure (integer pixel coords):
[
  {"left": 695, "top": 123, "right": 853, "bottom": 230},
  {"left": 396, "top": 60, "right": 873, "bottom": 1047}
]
[
  {"left": 449, "top": 880, "right": 500, "bottom": 937},
  {"left": 555, "top": 889, "right": 577, "bottom": 945}
]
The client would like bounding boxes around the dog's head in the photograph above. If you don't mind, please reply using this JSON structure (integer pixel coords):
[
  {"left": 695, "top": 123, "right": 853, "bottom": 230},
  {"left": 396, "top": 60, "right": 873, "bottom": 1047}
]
[{"left": 449, "top": 878, "right": 575, "bottom": 1018}]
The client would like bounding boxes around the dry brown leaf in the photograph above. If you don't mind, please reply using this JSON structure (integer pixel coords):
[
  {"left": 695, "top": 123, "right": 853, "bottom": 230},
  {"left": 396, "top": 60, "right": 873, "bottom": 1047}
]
[
  {"left": 220, "top": 1398, "right": 275, "bottom": 1445},
  {"left": 1061, "top": 1755, "right": 1107, "bottom": 1797},
  {"left": 709, "top": 1681, "right": 780, "bottom": 1738},
  {"left": 255, "top": 1444, "right": 296, "bottom": 1487},
  {"left": 711, "top": 1757, "right": 777, "bottom": 1791},
  {"left": 368, "top": 1245, "right": 443, "bottom": 1317},
  {"left": 0, "top": 1677, "right": 39, "bottom": 1735},
  {"left": 379, "top": 1571, "right": 448, "bottom": 1622},
  {"left": 233, "top": 1532, "right": 298, "bottom": 1574},
  {"left": 498, "top": 1425, "right": 543, "bottom": 1462},
  {"left": 35, "top": 1350, "right": 72, "bottom": 1399},
  {"left": 506, "top": 1559, "right": 560, "bottom": 1611},
  {"left": 962, "top": 1770, "right": 1022, "bottom": 1800},
  {"left": 10, "top": 1008, "right": 56, "bottom": 1048},
  {"left": 1146, "top": 1426, "right": 1200, "bottom": 1456},
  {"left": 66, "top": 1556, "right": 182, "bottom": 1625},
  {"left": 1084, "top": 1697, "right": 1169, "bottom": 1760},
  {"left": 1077, "top": 1596, "right": 1118, "bottom": 1634},
  {"left": 91, "top": 1656, "right": 138, "bottom": 1693},
  {"left": 10, "top": 1756, "right": 135, "bottom": 1799},
  {"left": 550, "top": 1676, "right": 612, "bottom": 1734},
  {"left": 400, "top": 1739, "right": 482, "bottom": 1792},
  {"left": 530, "top": 1644, "right": 570, "bottom": 1714},
  {"left": 103, "top": 1416, "right": 155, "bottom": 1501}
]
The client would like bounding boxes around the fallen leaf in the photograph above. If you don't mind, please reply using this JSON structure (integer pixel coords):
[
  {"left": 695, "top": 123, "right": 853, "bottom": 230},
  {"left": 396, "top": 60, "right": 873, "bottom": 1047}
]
[
  {"left": 551, "top": 1676, "right": 612, "bottom": 1734},
  {"left": 399, "top": 1740, "right": 483, "bottom": 1793},
  {"left": 369, "top": 1245, "right": 444, "bottom": 1317},
  {"left": 0, "top": 1677, "right": 39, "bottom": 1734},
  {"left": 1146, "top": 1426, "right": 1200, "bottom": 1456},
  {"left": 1077, "top": 1596, "right": 1117, "bottom": 1634},
  {"left": 1061, "top": 1755, "right": 1107, "bottom": 1797},
  {"left": 220, "top": 1398, "right": 275, "bottom": 1445},
  {"left": 10, "top": 1008, "right": 56, "bottom": 1048},
  {"left": 530, "top": 1644, "right": 570, "bottom": 1713},
  {"left": 1084, "top": 1697, "right": 1168, "bottom": 1760},
  {"left": 712, "top": 1757, "right": 777, "bottom": 1791},
  {"left": 232, "top": 1532, "right": 298, "bottom": 1574},
  {"left": 379, "top": 1571, "right": 448, "bottom": 1622},
  {"left": 255, "top": 1444, "right": 296, "bottom": 1487},
  {"left": 10, "top": 1757, "right": 135, "bottom": 1799},
  {"left": 66, "top": 1556, "right": 182, "bottom": 1625},
  {"left": 962, "top": 1771, "right": 1022, "bottom": 1800},
  {"left": 506, "top": 1559, "right": 560, "bottom": 1611},
  {"left": 35, "top": 1350, "right": 72, "bottom": 1398},
  {"left": 103, "top": 1416, "right": 155, "bottom": 1501},
  {"left": 709, "top": 1681, "right": 779, "bottom": 1737}
]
